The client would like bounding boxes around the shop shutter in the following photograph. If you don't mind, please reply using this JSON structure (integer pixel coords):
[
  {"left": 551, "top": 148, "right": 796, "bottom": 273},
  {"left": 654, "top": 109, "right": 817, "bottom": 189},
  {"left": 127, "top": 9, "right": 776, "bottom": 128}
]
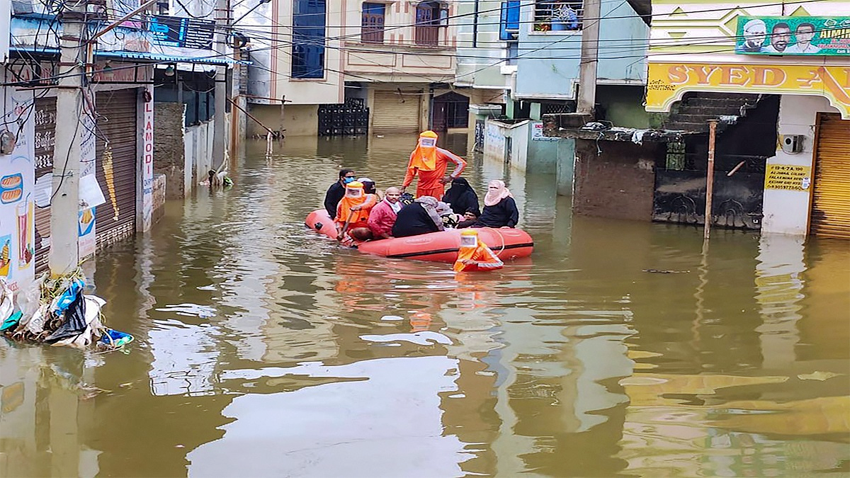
[
  {"left": 33, "top": 97, "right": 56, "bottom": 274},
  {"left": 95, "top": 89, "right": 137, "bottom": 247},
  {"left": 811, "top": 113, "right": 850, "bottom": 239},
  {"left": 372, "top": 90, "right": 421, "bottom": 134}
]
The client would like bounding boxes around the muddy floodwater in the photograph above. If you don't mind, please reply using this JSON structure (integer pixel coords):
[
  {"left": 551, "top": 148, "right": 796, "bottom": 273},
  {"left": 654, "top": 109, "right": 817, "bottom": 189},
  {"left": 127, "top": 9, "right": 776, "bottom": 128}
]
[{"left": 1, "top": 135, "right": 848, "bottom": 477}]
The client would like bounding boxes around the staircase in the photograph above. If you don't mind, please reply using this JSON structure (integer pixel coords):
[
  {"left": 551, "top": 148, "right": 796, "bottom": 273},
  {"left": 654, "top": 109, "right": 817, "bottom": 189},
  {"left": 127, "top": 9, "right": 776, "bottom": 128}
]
[{"left": 663, "top": 93, "right": 763, "bottom": 133}]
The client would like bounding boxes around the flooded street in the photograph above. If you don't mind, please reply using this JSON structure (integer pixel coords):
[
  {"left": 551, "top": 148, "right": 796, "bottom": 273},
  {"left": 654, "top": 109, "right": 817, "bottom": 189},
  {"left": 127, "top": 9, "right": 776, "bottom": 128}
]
[{"left": 1, "top": 135, "right": 848, "bottom": 477}]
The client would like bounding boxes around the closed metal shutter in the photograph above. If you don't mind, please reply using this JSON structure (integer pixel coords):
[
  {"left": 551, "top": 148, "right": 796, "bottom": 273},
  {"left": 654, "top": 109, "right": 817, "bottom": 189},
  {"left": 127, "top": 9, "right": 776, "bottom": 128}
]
[
  {"left": 372, "top": 90, "right": 421, "bottom": 134},
  {"left": 95, "top": 89, "right": 137, "bottom": 247},
  {"left": 33, "top": 97, "right": 56, "bottom": 274},
  {"left": 811, "top": 113, "right": 850, "bottom": 239}
]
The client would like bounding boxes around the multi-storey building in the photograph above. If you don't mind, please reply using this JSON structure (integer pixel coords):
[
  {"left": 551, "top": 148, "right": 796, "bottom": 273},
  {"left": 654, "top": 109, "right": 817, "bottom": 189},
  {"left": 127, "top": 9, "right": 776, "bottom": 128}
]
[
  {"left": 242, "top": 0, "right": 347, "bottom": 137},
  {"left": 466, "top": 0, "right": 649, "bottom": 181},
  {"left": 645, "top": 1, "right": 850, "bottom": 238},
  {"left": 245, "top": 1, "right": 468, "bottom": 138},
  {"left": 341, "top": 1, "right": 464, "bottom": 135}
]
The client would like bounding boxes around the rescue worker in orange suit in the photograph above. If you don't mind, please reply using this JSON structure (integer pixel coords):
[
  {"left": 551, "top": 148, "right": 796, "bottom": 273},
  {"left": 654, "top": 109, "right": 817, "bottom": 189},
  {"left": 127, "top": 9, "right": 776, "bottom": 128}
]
[
  {"left": 453, "top": 229, "right": 504, "bottom": 272},
  {"left": 335, "top": 181, "right": 377, "bottom": 241},
  {"left": 402, "top": 131, "right": 467, "bottom": 199}
]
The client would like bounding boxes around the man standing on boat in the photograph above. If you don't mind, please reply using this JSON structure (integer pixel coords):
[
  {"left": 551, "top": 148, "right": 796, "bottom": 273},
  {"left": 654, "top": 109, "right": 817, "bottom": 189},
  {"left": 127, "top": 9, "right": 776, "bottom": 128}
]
[{"left": 402, "top": 131, "right": 467, "bottom": 199}]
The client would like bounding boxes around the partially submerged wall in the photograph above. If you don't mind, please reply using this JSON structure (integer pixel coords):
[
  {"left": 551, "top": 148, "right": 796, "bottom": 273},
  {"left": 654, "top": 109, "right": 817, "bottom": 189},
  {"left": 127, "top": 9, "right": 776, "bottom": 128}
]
[{"left": 573, "top": 140, "right": 663, "bottom": 220}]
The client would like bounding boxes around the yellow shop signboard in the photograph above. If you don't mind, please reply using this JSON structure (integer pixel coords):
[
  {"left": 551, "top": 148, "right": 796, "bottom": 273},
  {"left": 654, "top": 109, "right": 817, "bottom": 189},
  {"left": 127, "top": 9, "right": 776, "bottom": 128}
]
[{"left": 647, "top": 63, "right": 850, "bottom": 118}]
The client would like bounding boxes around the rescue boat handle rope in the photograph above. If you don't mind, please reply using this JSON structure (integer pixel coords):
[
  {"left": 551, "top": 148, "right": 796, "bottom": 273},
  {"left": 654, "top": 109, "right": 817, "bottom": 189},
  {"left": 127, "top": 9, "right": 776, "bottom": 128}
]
[{"left": 482, "top": 227, "right": 506, "bottom": 255}]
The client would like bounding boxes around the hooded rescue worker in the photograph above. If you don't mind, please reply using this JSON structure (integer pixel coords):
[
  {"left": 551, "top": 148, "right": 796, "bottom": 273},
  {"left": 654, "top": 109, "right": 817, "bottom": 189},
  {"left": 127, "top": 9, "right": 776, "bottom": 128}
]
[
  {"left": 402, "top": 131, "right": 467, "bottom": 199},
  {"left": 453, "top": 229, "right": 504, "bottom": 272},
  {"left": 335, "top": 181, "right": 377, "bottom": 240},
  {"left": 325, "top": 168, "right": 356, "bottom": 217}
]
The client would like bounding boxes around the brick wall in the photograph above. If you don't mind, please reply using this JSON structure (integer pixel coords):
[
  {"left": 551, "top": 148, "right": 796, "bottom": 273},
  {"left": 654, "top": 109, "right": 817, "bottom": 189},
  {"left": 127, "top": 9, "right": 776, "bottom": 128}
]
[
  {"left": 573, "top": 140, "right": 664, "bottom": 221},
  {"left": 153, "top": 102, "right": 187, "bottom": 199}
]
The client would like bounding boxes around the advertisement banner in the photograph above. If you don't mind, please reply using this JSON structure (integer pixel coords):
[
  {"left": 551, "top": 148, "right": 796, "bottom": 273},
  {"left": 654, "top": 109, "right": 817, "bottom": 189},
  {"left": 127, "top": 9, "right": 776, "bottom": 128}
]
[
  {"left": 0, "top": 82, "right": 36, "bottom": 290},
  {"left": 532, "top": 122, "right": 558, "bottom": 141},
  {"left": 736, "top": 16, "right": 850, "bottom": 56},
  {"left": 646, "top": 63, "right": 850, "bottom": 119},
  {"left": 148, "top": 16, "right": 215, "bottom": 50}
]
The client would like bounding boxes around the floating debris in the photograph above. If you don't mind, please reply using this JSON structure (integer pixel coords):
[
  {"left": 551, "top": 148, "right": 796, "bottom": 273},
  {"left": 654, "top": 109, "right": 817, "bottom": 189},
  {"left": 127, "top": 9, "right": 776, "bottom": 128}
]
[
  {"left": 0, "top": 272, "right": 132, "bottom": 351},
  {"left": 643, "top": 269, "right": 691, "bottom": 274}
]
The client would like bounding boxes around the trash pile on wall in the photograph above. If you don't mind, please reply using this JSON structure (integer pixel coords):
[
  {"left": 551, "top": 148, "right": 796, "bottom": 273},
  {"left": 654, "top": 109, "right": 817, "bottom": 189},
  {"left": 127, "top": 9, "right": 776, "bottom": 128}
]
[{"left": 0, "top": 271, "right": 132, "bottom": 350}]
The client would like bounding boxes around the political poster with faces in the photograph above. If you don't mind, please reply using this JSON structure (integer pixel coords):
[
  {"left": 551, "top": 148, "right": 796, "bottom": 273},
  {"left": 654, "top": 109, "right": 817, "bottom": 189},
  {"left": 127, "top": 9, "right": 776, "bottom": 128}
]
[{"left": 736, "top": 16, "right": 850, "bottom": 56}]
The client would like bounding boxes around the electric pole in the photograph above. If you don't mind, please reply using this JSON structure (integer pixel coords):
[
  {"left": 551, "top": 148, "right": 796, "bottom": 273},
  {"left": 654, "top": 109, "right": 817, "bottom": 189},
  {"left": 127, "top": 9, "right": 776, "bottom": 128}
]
[
  {"left": 212, "top": 0, "right": 229, "bottom": 168},
  {"left": 577, "top": 0, "right": 600, "bottom": 116},
  {"left": 49, "top": 1, "right": 86, "bottom": 276}
]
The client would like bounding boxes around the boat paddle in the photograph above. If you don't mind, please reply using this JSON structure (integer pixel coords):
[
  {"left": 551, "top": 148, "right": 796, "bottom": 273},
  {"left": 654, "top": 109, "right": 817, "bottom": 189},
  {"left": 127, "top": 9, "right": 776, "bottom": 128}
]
[{"left": 338, "top": 209, "right": 356, "bottom": 242}]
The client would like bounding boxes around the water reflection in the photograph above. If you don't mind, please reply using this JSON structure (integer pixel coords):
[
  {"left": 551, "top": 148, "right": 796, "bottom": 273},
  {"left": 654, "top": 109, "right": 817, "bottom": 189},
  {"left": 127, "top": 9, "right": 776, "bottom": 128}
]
[
  {"left": 193, "top": 356, "right": 468, "bottom": 478},
  {"left": 0, "top": 346, "right": 99, "bottom": 478},
  {"left": 0, "top": 135, "right": 847, "bottom": 477}
]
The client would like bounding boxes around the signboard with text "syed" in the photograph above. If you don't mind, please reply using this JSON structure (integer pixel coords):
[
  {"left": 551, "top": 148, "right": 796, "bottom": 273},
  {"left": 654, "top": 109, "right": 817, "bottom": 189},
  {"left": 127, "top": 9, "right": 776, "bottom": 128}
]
[{"left": 646, "top": 63, "right": 850, "bottom": 119}]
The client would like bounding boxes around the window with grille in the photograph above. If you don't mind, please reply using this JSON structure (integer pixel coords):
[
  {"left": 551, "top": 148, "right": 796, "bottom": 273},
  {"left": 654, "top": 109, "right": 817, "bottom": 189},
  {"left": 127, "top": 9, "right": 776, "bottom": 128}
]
[
  {"left": 292, "top": 0, "right": 326, "bottom": 79},
  {"left": 446, "top": 102, "right": 469, "bottom": 128},
  {"left": 361, "top": 3, "right": 385, "bottom": 43},
  {"left": 534, "top": 0, "right": 583, "bottom": 31},
  {"left": 666, "top": 142, "right": 686, "bottom": 170}
]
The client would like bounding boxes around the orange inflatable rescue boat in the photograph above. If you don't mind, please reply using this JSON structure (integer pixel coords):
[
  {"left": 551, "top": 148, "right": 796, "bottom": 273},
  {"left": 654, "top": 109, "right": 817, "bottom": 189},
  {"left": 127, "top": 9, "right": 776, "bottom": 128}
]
[{"left": 305, "top": 209, "right": 533, "bottom": 263}]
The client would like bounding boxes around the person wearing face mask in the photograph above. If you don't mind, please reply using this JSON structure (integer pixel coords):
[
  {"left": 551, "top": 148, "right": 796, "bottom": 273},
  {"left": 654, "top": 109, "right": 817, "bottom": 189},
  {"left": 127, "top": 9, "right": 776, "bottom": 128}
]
[
  {"left": 402, "top": 131, "right": 467, "bottom": 199},
  {"left": 335, "top": 181, "right": 377, "bottom": 240},
  {"left": 325, "top": 168, "right": 357, "bottom": 217},
  {"left": 473, "top": 180, "right": 519, "bottom": 228},
  {"left": 453, "top": 229, "right": 503, "bottom": 272},
  {"left": 367, "top": 186, "right": 402, "bottom": 240}
]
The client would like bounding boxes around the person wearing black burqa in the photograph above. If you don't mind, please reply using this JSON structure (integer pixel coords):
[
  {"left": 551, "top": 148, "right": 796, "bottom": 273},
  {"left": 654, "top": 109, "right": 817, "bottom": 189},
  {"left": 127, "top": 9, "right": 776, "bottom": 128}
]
[
  {"left": 392, "top": 196, "right": 445, "bottom": 238},
  {"left": 441, "top": 177, "right": 480, "bottom": 217}
]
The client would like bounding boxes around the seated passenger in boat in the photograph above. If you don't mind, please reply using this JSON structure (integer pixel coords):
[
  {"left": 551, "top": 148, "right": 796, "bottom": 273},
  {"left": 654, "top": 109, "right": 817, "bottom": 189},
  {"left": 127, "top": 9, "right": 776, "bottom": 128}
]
[
  {"left": 335, "top": 181, "right": 377, "bottom": 238},
  {"left": 442, "top": 177, "right": 480, "bottom": 217},
  {"left": 473, "top": 180, "right": 519, "bottom": 228},
  {"left": 392, "top": 196, "right": 445, "bottom": 238},
  {"left": 358, "top": 177, "right": 382, "bottom": 201},
  {"left": 456, "top": 209, "right": 479, "bottom": 229},
  {"left": 325, "top": 168, "right": 356, "bottom": 217},
  {"left": 367, "top": 187, "right": 402, "bottom": 240},
  {"left": 436, "top": 201, "right": 462, "bottom": 228}
]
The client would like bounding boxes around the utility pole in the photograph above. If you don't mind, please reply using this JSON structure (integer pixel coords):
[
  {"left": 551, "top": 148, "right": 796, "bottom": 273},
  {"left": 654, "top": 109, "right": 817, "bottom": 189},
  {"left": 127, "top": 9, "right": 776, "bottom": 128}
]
[
  {"left": 704, "top": 119, "right": 718, "bottom": 239},
  {"left": 577, "top": 0, "right": 601, "bottom": 116},
  {"left": 212, "top": 0, "right": 229, "bottom": 168},
  {"left": 49, "top": 1, "right": 86, "bottom": 277}
]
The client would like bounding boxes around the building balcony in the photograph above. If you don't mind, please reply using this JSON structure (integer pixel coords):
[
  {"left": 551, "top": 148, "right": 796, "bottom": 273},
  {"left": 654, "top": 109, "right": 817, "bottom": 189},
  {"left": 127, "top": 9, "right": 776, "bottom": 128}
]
[{"left": 341, "top": 41, "right": 456, "bottom": 82}]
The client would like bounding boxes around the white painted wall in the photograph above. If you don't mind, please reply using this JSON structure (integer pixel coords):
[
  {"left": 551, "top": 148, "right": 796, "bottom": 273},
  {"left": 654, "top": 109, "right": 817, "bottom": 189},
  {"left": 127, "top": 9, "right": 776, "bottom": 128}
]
[
  {"left": 483, "top": 119, "right": 530, "bottom": 172},
  {"left": 762, "top": 95, "right": 839, "bottom": 236},
  {"left": 185, "top": 120, "right": 214, "bottom": 193}
]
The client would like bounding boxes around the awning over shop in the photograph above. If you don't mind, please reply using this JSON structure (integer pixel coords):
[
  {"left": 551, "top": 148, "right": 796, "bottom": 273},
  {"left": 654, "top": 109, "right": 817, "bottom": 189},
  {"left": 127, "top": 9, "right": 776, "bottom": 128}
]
[{"left": 9, "top": 47, "right": 248, "bottom": 66}]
